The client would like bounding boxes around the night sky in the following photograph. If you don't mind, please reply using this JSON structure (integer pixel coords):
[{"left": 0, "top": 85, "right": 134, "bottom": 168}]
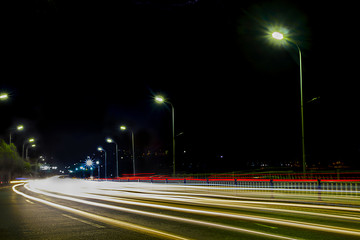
[{"left": 1, "top": 0, "right": 359, "bottom": 173}]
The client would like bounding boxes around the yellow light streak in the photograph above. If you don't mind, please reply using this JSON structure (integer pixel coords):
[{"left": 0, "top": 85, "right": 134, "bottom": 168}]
[{"left": 10, "top": 180, "right": 29, "bottom": 184}]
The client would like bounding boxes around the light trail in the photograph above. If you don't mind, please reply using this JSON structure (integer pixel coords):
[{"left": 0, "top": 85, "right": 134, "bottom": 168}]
[
  {"left": 24, "top": 180, "right": 360, "bottom": 237},
  {"left": 13, "top": 183, "right": 191, "bottom": 240},
  {"left": 29, "top": 179, "right": 360, "bottom": 226},
  {"left": 70, "top": 181, "right": 359, "bottom": 208},
  {"left": 31, "top": 182, "right": 360, "bottom": 222},
  {"left": 22, "top": 183, "right": 297, "bottom": 240},
  {"left": 72, "top": 182, "right": 360, "bottom": 217}
]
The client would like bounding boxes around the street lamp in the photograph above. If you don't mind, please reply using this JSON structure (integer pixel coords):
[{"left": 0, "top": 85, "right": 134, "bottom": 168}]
[
  {"left": 22, "top": 138, "right": 35, "bottom": 160},
  {"left": 97, "top": 147, "right": 107, "bottom": 179},
  {"left": 25, "top": 144, "right": 36, "bottom": 160},
  {"left": 9, "top": 124, "right": 24, "bottom": 145},
  {"left": 271, "top": 31, "right": 306, "bottom": 173},
  {"left": 120, "top": 125, "right": 136, "bottom": 176},
  {"left": 0, "top": 93, "right": 8, "bottom": 101},
  {"left": 106, "top": 138, "right": 119, "bottom": 178},
  {"left": 86, "top": 158, "right": 94, "bottom": 178},
  {"left": 96, "top": 160, "right": 100, "bottom": 179},
  {"left": 154, "top": 95, "right": 176, "bottom": 177},
  {"left": 272, "top": 31, "right": 284, "bottom": 40}
]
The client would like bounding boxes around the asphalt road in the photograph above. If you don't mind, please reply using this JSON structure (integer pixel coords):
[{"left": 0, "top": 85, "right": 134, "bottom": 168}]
[{"left": 2, "top": 177, "right": 360, "bottom": 239}]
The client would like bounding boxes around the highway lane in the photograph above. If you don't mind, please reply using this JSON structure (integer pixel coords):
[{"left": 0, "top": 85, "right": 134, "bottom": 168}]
[
  {"left": 8, "top": 177, "right": 360, "bottom": 239},
  {"left": 1, "top": 184, "right": 158, "bottom": 240}
]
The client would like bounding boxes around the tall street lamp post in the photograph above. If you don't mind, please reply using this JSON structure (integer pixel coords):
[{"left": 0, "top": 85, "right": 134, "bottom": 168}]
[
  {"left": 106, "top": 138, "right": 119, "bottom": 178},
  {"left": 96, "top": 160, "right": 100, "bottom": 178},
  {"left": 25, "top": 144, "right": 36, "bottom": 160},
  {"left": 271, "top": 31, "right": 306, "bottom": 173},
  {"left": 154, "top": 95, "right": 176, "bottom": 177},
  {"left": 97, "top": 147, "right": 107, "bottom": 179},
  {"left": 120, "top": 126, "right": 136, "bottom": 176}
]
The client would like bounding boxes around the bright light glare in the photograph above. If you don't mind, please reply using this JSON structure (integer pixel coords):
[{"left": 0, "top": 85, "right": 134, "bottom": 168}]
[
  {"left": 17, "top": 125, "right": 24, "bottom": 130},
  {"left": 154, "top": 96, "right": 165, "bottom": 103},
  {"left": 106, "top": 138, "right": 113, "bottom": 143},
  {"left": 272, "top": 32, "right": 284, "bottom": 40},
  {"left": 97, "top": 147, "right": 103, "bottom": 151},
  {"left": 29, "top": 138, "right": 35, "bottom": 142},
  {"left": 86, "top": 159, "right": 93, "bottom": 167},
  {"left": 0, "top": 93, "right": 8, "bottom": 100},
  {"left": 120, "top": 126, "right": 126, "bottom": 131},
  {"left": 41, "top": 165, "right": 50, "bottom": 170}
]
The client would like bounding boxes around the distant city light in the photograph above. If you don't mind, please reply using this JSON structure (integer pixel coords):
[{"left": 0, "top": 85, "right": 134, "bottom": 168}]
[
  {"left": 86, "top": 159, "right": 93, "bottom": 167},
  {"left": 40, "top": 165, "right": 50, "bottom": 171}
]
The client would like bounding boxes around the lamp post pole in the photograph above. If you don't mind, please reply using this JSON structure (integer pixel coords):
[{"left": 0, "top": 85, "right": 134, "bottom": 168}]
[
  {"left": 96, "top": 161, "right": 100, "bottom": 178},
  {"left": 297, "top": 43, "right": 306, "bottom": 174},
  {"left": 98, "top": 147, "right": 107, "bottom": 179},
  {"left": 106, "top": 138, "right": 119, "bottom": 178},
  {"left": 120, "top": 126, "right": 136, "bottom": 176},
  {"left": 271, "top": 32, "right": 306, "bottom": 173},
  {"left": 22, "top": 138, "right": 35, "bottom": 160},
  {"left": 9, "top": 125, "right": 24, "bottom": 145},
  {"left": 131, "top": 131, "right": 135, "bottom": 176},
  {"left": 154, "top": 96, "right": 176, "bottom": 177},
  {"left": 171, "top": 103, "right": 175, "bottom": 177}
]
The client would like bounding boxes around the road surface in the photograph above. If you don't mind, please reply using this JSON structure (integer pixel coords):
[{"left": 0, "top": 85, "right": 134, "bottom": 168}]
[{"left": 2, "top": 177, "right": 360, "bottom": 239}]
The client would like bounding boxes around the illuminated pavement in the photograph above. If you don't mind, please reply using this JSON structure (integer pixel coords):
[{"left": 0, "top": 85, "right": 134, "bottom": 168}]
[{"left": 5, "top": 177, "right": 360, "bottom": 239}]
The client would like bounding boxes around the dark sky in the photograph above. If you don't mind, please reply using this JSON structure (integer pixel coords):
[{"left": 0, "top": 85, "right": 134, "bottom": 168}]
[{"left": 1, "top": 0, "right": 359, "bottom": 172}]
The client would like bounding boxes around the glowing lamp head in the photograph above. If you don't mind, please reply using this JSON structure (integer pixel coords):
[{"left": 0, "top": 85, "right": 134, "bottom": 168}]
[
  {"left": 272, "top": 32, "right": 284, "bottom": 40},
  {"left": 17, "top": 125, "right": 24, "bottom": 131},
  {"left": 29, "top": 138, "right": 35, "bottom": 143},
  {"left": 0, "top": 93, "right": 8, "bottom": 100},
  {"left": 154, "top": 96, "right": 165, "bottom": 104},
  {"left": 106, "top": 138, "right": 113, "bottom": 143},
  {"left": 120, "top": 126, "right": 126, "bottom": 131},
  {"left": 97, "top": 147, "right": 103, "bottom": 151}
]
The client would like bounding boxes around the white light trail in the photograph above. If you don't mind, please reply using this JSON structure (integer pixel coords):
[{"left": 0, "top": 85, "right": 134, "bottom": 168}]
[
  {"left": 24, "top": 181, "right": 360, "bottom": 237},
  {"left": 13, "top": 183, "right": 191, "bottom": 240},
  {"left": 23, "top": 183, "right": 297, "bottom": 240}
]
